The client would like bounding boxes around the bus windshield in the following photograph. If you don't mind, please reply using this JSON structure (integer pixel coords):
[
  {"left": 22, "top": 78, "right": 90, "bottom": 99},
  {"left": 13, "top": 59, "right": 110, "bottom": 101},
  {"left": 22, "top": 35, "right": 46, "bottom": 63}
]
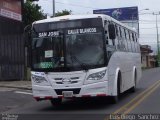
[
  {"left": 32, "top": 35, "right": 64, "bottom": 69},
  {"left": 66, "top": 30, "right": 104, "bottom": 68},
  {"left": 31, "top": 18, "right": 106, "bottom": 71}
]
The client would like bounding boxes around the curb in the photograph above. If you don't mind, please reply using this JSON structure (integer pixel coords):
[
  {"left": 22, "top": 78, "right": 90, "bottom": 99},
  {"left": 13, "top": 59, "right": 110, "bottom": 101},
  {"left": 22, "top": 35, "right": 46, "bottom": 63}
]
[{"left": 0, "top": 85, "right": 32, "bottom": 90}]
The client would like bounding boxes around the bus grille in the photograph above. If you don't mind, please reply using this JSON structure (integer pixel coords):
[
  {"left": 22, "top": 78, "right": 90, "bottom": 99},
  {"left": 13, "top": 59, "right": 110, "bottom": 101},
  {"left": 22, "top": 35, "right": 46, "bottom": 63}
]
[{"left": 54, "top": 77, "right": 80, "bottom": 84}]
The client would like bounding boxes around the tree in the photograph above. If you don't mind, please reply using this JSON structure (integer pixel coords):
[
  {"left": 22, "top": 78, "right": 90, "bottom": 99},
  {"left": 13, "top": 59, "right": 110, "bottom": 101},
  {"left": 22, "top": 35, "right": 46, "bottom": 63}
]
[
  {"left": 55, "top": 9, "right": 72, "bottom": 17},
  {"left": 23, "top": 1, "right": 45, "bottom": 26}
]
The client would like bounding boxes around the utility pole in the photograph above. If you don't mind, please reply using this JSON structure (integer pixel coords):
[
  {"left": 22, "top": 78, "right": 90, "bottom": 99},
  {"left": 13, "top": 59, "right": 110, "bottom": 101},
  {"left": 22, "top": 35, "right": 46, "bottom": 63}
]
[
  {"left": 53, "top": 0, "right": 55, "bottom": 17},
  {"left": 132, "top": 8, "right": 149, "bottom": 36},
  {"left": 153, "top": 12, "right": 160, "bottom": 66}
]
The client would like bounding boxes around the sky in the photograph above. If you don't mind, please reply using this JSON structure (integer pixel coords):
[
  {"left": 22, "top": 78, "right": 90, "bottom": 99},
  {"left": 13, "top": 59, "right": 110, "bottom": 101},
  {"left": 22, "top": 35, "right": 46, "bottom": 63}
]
[{"left": 35, "top": 0, "right": 160, "bottom": 54}]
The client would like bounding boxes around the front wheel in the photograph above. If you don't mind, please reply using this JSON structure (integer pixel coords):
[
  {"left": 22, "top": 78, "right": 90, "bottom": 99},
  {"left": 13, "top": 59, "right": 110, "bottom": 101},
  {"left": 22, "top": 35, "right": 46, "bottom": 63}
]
[
  {"left": 110, "top": 95, "right": 119, "bottom": 104},
  {"left": 50, "top": 98, "right": 62, "bottom": 106}
]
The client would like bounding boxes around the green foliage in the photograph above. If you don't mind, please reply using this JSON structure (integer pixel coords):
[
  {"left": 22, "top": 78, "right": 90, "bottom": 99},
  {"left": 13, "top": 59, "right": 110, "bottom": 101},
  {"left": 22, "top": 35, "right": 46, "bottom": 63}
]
[
  {"left": 23, "top": 1, "right": 45, "bottom": 26},
  {"left": 55, "top": 9, "right": 72, "bottom": 17}
]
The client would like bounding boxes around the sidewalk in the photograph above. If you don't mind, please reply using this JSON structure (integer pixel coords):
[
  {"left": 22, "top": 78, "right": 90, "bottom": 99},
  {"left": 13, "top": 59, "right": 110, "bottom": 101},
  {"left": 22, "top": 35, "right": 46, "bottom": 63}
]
[{"left": 0, "top": 80, "right": 32, "bottom": 90}]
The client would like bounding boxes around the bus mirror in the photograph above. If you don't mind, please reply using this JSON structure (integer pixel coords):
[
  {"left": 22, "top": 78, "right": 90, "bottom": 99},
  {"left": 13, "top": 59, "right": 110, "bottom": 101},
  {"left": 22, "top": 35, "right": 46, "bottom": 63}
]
[{"left": 108, "top": 24, "right": 116, "bottom": 40}]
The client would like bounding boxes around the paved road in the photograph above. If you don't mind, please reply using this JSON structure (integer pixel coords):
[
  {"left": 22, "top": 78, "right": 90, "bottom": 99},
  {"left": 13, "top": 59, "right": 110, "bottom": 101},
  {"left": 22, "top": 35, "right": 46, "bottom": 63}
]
[{"left": 0, "top": 68, "right": 160, "bottom": 120}]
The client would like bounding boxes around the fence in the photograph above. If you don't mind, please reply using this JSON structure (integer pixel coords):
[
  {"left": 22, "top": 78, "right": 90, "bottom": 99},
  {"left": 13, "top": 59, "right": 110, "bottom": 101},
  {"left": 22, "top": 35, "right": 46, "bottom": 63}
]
[{"left": 0, "top": 16, "right": 25, "bottom": 80}]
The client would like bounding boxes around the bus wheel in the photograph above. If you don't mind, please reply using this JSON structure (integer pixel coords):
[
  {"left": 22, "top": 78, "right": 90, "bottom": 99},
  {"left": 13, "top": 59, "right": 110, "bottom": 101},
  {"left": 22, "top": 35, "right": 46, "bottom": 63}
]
[
  {"left": 111, "top": 95, "right": 118, "bottom": 104},
  {"left": 50, "top": 98, "right": 62, "bottom": 106},
  {"left": 130, "top": 72, "right": 137, "bottom": 93},
  {"left": 111, "top": 73, "right": 121, "bottom": 104}
]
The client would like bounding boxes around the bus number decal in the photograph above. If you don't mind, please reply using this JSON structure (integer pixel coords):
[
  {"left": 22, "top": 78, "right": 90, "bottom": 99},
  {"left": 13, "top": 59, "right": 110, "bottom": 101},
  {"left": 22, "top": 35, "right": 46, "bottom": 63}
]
[
  {"left": 48, "top": 31, "right": 59, "bottom": 37},
  {"left": 39, "top": 32, "right": 47, "bottom": 37},
  {"left": 38, "top": 31, "right": 60, "bottom": 38}
]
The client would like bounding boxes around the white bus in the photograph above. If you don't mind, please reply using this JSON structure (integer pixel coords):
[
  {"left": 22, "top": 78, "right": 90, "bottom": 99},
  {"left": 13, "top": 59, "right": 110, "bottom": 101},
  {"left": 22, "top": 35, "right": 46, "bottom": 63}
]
[{"left": 31, "top": 14, "right": 142, "bottom": 105}]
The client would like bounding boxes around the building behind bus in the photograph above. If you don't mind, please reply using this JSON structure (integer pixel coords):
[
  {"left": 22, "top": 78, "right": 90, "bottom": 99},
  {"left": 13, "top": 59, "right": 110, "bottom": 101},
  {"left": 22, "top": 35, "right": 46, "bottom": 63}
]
[{"left": 0, "top": 0, "right": 40, "bottom": 81}]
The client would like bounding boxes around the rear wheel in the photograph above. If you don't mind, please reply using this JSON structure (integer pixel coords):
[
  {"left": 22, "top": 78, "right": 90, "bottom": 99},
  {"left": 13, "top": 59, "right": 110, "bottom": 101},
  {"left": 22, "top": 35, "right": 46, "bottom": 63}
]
[
  {"left": 111, "top": 73, "right": 121, "bottom": 104},
  {"left": 130, "top": 71, "right": 137, "bottom": 93},
  {"left": 50, "top": 98, "right": 62, "bottom": 106}
]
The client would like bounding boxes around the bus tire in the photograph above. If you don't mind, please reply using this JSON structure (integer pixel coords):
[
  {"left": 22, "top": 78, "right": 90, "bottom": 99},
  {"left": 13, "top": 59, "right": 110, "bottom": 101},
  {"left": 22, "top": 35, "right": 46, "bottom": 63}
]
[
  {"left": 111, "top": 95, "right": 118, "bottom": 104},
  {"left": 50, "top": 98, "right": 62, "bottom": 106},
  {"left": 111, "top": 72, "right": 121, "bottom": 104},
  {"left": 130, "top": 70, "right": 137, "bottom": 93}
]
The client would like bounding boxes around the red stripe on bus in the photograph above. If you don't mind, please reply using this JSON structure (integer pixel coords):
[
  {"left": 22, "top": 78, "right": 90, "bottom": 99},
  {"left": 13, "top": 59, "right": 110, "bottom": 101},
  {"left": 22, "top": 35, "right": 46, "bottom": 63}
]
[
  {"left": 58, "top": 96, "right": 63, "bottom": 98},
  {"left": 45, "top": 96, "right": 53, "bottom": 99},
  {"left": 33, "top": 96, "right": 40, "bottom": 101},
  {"left": 96, "top": 94, "right": 107, "bottom": 97}
]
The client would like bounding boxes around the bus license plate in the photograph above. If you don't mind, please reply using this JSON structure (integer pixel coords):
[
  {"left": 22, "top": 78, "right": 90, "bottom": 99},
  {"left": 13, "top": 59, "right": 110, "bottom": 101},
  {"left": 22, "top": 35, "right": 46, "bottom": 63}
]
[{"left": 62, "top": 91, "right": 73, "bottom": 98}]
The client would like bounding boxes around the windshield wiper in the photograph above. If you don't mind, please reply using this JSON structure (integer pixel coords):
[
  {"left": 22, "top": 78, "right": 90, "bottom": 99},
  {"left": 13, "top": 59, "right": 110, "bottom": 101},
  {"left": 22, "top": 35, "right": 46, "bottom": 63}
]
[{"left": 70, "top": 54, "right": 89, "bottom": 71}]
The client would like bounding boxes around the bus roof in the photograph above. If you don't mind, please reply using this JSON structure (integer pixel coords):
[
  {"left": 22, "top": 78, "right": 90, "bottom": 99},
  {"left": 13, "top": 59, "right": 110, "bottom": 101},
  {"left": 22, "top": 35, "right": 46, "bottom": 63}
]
[
  {"left": 33, "top": 14, "right": 136, "bottom": 32},
  {"left": 34, "top": 14, "right": 107, "bottom": 24}
]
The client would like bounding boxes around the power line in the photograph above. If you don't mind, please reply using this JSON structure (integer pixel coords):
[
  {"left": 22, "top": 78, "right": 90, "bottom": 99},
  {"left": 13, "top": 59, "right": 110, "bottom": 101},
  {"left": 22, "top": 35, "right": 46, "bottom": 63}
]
[
  {"left": 140, "top": 27, "right": 157, "bottom": 29},
  {"left": 140, "top": 41, "right": 157, "bottom": 42},
  {"left": 139, "top": 23, "right": 159, "bottom": 24},
  {"left": 140, "top": 34, "right": 157, "bottom": 35},
  {"left": 139, "top": 12, "right": 160, "bottom": 15},
  {"left": 140, "top": 36, "right": 157, "bottom": 38},
  {"left": 139, "top": 20, "right": 157, "bottom": 22},
  {"left": 55, "top": 1, "right": 99, "bottom": 9},
  {"left": 139, "top": 22, "right": 160, "bottom": 24},
  {"left": 140, "top": 42, "right": 157, "bottom": 44},
  {"left": 140, "top": 27, "right": 160, "bottom": 30},
  {"left": 141, "top": 41, "right": 157, "bottom": 43},
  {"left": 140, "top": 43, "right": 157, "bottom": 45},
  {"left": 140, "top": 35, "right": 159, "bottom": 37}
]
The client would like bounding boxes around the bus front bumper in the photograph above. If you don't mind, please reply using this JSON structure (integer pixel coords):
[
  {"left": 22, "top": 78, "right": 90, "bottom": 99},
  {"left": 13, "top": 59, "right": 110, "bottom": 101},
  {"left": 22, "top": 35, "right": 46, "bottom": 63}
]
[{"left": 32, "top": 81, "right": 109, "bottom": 101}]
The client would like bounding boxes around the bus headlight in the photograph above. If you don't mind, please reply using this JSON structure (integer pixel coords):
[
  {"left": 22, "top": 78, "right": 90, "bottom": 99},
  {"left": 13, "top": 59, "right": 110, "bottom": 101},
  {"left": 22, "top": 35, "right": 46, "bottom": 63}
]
[
  {"left": 87, "top": 70, "right": 106, "bottom": 80},
  {"left": 31, "top": 74, "right": 49, "bottom": 85}
]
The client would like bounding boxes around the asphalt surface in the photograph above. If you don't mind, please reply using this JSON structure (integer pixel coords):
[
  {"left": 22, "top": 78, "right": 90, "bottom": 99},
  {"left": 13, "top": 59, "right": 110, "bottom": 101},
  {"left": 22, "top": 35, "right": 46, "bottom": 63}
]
[{"left": 0, "top": 68, "right": 160, "bottom": 120}]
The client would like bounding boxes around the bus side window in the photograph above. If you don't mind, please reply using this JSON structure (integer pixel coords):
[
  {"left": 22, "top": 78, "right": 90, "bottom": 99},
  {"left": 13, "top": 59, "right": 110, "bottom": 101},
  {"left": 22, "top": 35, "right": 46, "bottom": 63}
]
[
  {"left": 119, "top": 27, "right": 122, "bottom": 38},
  {"left": 108, "top": 23, "right": 116, "bottom": 46},
  {"left": 132, "top": 33, "right": 136, "bottom": 53},
  {"left": 115, "top": 25, "right": 120, "bottom": 50},
  {"left": 136, "top": 34, "right": 140, "bottom": 53},
  {"left": 134, "top": 33, "right": 138, "bottom": 53},
  {"left": 132, "top": 33, "right": 135, "bottom": 41},
  {"left": 126, "top": 30, "right": 132, "bottom": 52},
  {"left": 105, "top": 21, "right": 116, "bottom": 59},
  {"left": 117, "top": 27, "right": 124, "bottom": 51},
  {"left": 115, "top": 25, "right": 119, "bottom": 36},
  {"left": 123, "top": 28, "right": 128, "bottom": 52},
  {"left": 104, "top": 20, "right": 109, "bottom": 44},
  {"left": 129, "top": 31, "right": 134, "bottom": 52},
  {"left": 135, "top": 34, "right": 138, "bottom": 42}
]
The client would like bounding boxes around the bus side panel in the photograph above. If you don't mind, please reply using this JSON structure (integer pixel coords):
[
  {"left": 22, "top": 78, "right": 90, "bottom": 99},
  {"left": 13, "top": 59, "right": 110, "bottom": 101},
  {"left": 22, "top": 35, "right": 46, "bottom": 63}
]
[
  {"left": 136, "top": 62, "right": 142, "bottom": 84},
  {"left": 129, "top": 53, "right": 142, "bottom": 89},
  {"left": 107, "top": 51, "right": 141, "bottom": 96},
  {"left": 107, "top": 51, "right": 128, "bottom": 96}
]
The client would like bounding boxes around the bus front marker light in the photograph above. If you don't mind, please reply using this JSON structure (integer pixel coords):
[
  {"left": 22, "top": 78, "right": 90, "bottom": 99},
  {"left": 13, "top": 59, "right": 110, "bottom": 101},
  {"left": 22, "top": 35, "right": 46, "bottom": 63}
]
[{"left": 87, "top": 70, "right": 106, "bottom": 80}]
